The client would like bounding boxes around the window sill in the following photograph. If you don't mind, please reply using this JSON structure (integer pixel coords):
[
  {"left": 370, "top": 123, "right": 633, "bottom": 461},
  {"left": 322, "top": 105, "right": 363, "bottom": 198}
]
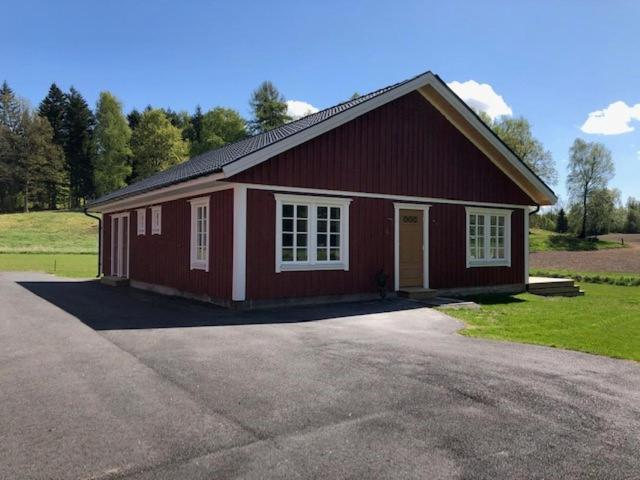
[
  {"left": 467, "top": 261, "right": 511, "bottom": 268},
  {"left": 278, "top": 262, "right": 348, "bottom": 273},
  {"left": 190, "top": 262, "right": 209, "bottom": 272}
]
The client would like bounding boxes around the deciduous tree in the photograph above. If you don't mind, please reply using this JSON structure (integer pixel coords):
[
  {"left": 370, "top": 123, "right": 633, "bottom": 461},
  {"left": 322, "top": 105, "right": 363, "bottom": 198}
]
[
  {"left": 93, "top": 92, "right": 132, "bottom": 197},
  {"left": 566, "top": 139, "right": 615, "bottom": 238},
  {"left": 190, "top": 107, "right": 247, "bottom": 156},
  {"left": 131, "top": 109, "right": 188, "bottom": 180}
]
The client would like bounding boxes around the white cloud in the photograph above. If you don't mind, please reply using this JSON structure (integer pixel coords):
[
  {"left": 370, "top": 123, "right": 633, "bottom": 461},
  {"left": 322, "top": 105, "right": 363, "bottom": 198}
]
[
  {"left": 580, "top": 101, "right": 640, "bottom": 135},
  {"left": 286, "top": 100, "right": 319, "bottom": 120},
  {"left": 447, "top": 80, "right": 512, "bottom": 120}
]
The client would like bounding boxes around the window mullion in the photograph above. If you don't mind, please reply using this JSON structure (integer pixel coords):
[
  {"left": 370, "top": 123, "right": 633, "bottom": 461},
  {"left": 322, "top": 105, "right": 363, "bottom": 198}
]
[{"left": 309, "top": 205, "right": 317, "bottom": 264}]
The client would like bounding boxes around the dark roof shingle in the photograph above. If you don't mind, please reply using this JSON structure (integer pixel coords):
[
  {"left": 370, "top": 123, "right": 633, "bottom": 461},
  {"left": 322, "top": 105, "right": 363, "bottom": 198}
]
[{"left": 88, "top": 73, "right": 424, "bottom": 207}]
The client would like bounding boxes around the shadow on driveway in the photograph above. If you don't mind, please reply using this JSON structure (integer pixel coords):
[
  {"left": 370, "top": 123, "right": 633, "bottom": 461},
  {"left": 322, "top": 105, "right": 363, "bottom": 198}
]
[{"left": 18, "top": 280, "right": 426, "bottom": 331}]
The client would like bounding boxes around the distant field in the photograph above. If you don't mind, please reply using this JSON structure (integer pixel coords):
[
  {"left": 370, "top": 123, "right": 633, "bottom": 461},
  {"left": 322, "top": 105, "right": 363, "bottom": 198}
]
[
  {"left": 0, "top": 210, "right": 98, "bottom": 253},
  {"left": 529, "top": 228, "right": 624, "bottom": 253}
]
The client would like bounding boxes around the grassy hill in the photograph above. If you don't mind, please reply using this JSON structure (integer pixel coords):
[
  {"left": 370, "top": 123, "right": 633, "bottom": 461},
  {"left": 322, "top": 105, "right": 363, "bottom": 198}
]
[
  {"left": 529, "top": 228, "right": 624, "bottom": 253},
  {"left": 0, "top": 211, "right": 98, "bottom": 277},
  {"left": 0, "top": 210, "right": 98, "bottom": 253}
]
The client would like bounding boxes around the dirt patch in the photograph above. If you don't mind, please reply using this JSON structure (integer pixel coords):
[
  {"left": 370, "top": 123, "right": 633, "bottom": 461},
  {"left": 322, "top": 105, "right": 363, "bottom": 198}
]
[{"left": 530, "top": 234, "right": 640, "bottom": 273}]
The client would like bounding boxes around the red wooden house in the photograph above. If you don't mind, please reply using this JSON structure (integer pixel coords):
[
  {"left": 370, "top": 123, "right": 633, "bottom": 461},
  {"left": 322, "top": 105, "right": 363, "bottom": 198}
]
[{"left": 88, "top": 72, "right": 556, "bottom": 308}]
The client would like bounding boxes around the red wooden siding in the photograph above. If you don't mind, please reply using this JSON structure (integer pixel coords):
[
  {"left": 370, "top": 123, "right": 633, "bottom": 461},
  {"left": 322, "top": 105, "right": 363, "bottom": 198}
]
[
  {"left": 231, "top": 91, "right": 534, "bottom": 206},
  {"left": 246, "top": 189, "right": 524, "bottom": 300},
  {"left": 428, "top": 205, "right": 524, "bottom": 289},
  {"left": 246, "top": 189, "right": 394, "bottom": 300},
  {"left": 102, "top": 189, "right": 233, "bottom": 301}
]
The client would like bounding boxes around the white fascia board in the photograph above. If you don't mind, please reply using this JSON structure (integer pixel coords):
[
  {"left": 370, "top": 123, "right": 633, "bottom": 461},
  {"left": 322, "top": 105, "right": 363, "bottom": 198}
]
[
  {"left": 90, "top": 174, "right": 227, "bottom": 213},
  {"left": 427, "top": 80, "right": 557, "bottom": 205}
]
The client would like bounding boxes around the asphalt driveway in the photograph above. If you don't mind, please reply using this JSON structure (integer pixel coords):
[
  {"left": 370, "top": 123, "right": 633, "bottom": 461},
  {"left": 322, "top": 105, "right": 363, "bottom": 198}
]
[{"left": 2, "top": 272, "right": 639, "bottom": 479}]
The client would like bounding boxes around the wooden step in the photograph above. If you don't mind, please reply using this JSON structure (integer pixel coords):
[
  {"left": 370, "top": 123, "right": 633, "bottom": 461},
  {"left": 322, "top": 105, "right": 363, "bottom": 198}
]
[
  {"left": 527, "top": 276, "right": 584, "bottom": 297},
  {"left": 101, "top": 276, "right": 130, "bottom": 287},
  {"left": 528, "top": 277, "right": 575, "bottom": 289},
  {"left": 397, "top": 287, "right": 438, "bottom": 300}
]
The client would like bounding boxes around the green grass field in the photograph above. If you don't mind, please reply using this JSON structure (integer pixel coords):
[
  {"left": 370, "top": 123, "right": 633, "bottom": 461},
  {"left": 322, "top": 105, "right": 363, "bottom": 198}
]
[
  {"left": 0, "top": 210, "right": 98, "bottom": 253},
  {"left": 0, "top": 210, "right": 99, "bottom": 278},
  {"left": 529, "top": 228, "right": 624, "bottom": 252},
  {"left": 0, "top": 253, "right": 98, "bottom": 278},
  {"left": 442, "top": 283, "right": 640, "bottom": 361}
]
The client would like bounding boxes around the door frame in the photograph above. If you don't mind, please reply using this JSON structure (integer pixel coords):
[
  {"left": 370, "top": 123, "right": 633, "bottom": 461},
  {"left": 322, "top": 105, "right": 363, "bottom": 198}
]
[
  {"left": 394, "top": 203, "right": 430, "bottom": 291},
  {"left": 110, "top": 212, "right": 130, "bottom": 278}
]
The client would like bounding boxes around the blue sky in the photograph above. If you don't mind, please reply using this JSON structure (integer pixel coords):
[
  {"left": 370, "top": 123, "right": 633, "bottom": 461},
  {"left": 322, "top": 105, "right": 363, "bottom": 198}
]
[{"left": 2, "top": 0, "right": 638, "bottom": 203}]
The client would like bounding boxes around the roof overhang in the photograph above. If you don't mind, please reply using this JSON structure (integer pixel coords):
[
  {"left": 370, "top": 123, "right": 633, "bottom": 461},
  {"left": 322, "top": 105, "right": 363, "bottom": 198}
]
[
  {"left": 222, "top": 72, "right": 556, "bottom": 206},
  {"left": 90, "top": 71, "right": 556, "bottom": 211}
]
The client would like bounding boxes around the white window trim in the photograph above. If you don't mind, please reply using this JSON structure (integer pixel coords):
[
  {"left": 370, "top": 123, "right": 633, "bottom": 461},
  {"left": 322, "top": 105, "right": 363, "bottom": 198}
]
[
  {"left": 274, "top": 193, "right": 351, "bottom": 273},
  {"left": 136, "top": 208, "right": 146, "bottom": 236},
  {"left": 465, "top": 207, "right": 512, "bottom": 268},
  {"left": 189, "top": 197, "right": 209, "bottom": 271},
  {"left": 151, "top": 205, "right": 162, "bottom": 235}
]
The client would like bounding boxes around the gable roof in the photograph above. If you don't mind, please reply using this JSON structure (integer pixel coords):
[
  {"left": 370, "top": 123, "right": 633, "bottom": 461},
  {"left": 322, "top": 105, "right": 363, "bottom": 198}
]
[{"left": 88, "top": 71, "right": 556, "bottom": 209}]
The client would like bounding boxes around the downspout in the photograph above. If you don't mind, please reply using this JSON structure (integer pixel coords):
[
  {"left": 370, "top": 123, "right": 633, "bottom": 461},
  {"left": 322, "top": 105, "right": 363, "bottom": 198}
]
[
  {"left": 529, "top": 205, "right": 540, "bottom": 217},
  {"left": 84, "top": 208, "right": 102, "bottom": 278}
]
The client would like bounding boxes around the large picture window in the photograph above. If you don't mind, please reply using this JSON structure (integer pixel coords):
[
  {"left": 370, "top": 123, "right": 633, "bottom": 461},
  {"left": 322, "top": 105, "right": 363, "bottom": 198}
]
[
  {"left": 275, "top": 194, "right": 351, "bottom": 272},
  {"left": 189, "top": 197, "right": 209, "bottom": 271},
  {"left": 466, "top": 208, "right": 511, "bottom": 267}
]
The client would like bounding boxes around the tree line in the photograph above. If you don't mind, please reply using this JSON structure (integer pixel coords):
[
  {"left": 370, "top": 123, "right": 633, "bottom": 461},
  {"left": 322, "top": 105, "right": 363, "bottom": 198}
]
[
  {"left": 0, "top": 79, "right": 635, "bottom": 236},
  {"left": 0, "top": 80, "right": 291, "bottom": 212},
  {"left": 478, "top": 113, "right": 635, "bottom": 237}
]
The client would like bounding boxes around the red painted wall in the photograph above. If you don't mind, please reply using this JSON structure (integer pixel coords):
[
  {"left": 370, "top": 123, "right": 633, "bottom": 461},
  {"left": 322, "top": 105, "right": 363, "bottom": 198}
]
[
  {"left": 231, "top": 91, "right": 534, "bottom": 206},
  {"left": 102, "top": 189, "right": 233, "bottom": 301},
  {"left": 246, "top": 189, "right": 525, "bottom": 301}
]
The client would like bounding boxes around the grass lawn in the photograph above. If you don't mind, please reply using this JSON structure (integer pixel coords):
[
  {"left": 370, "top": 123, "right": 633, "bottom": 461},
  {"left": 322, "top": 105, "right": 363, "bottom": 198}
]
[
  {"left": 529, "top": 228, "right": 624, "bottom": 252},
  {"left": 0, "top": 210, "right": 98, "bottom": 253},
  {"left": 0, "top": 253, "right": 98, "bottom": 278},
  {"left": 531, "top": 268, "right": 640, "bottom": 286},
  {"left": 442, "top": 283, "right": 640, "bottom": 361}
]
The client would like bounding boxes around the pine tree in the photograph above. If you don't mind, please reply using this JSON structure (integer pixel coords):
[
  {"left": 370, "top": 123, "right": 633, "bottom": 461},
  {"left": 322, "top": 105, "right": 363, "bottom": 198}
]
[
  {"left": 38, "top": 83, "right": 69, "bottom": 208},
  {"left": 555, "top": 208, "right": 568, "bottom": 233},
  {"left": 184, "top": 105, "right": 203, "bottom": 146},
  {"left": 127, "top": 109, "right": 142, "bottom": 130},
  {"left": 131, "top": 109, "right": 188, "bottom": 180},
  {"left": 63, "top": 87, "right": 95, "bottom": 206},
  {"left": 16, "top": 113, "right": 65, "bottom": 212},
  {"left": 248, "top": 81, "right": 291, "bottom": 134},
  {"left": 0, "top": 81, "right": 27, "bottom": 210},
  {"left": 93, "top": 92, "right": 132, "bottom": 197}
]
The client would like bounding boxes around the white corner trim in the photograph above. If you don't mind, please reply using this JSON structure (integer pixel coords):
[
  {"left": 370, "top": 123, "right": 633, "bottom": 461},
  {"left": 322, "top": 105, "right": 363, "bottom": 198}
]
[
  {"left": 274, "top": 193, "right": 351, "bottom": 273},
  {"left": 465, "top": 207, "right": 512, "bottom": 268},
  {"left": 394, "top": 203, "right": 430, "bottom": 291},
  {"left": 136, "top": 208, "right": 146, "bottom": 236},
  {"left": 232, "top": 185, "right": 247, "bottom": 301},
  {"left": 151, "top": 205, "right": 161, "bottom": 235},
  {"left": 189, "top": 196, "right": 210, "bottom": 271}
]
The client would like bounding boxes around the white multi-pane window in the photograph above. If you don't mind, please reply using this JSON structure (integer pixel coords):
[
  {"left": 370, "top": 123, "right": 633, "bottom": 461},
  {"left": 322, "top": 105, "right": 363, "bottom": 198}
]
[
  {"left": 275, "top": 194, "right": 351, "bottom": 272},
  {"left": 136, "top": 208, "right": 146, "bottom": 236},
  {"left": 151, "top": 206, "right": 162, "bottom": 235},
  {"left": 189, "top": 197, "right": 209, "bottom": 271},
  {"left": 466, "top": 208, "right": 511, "bottom": 267}
]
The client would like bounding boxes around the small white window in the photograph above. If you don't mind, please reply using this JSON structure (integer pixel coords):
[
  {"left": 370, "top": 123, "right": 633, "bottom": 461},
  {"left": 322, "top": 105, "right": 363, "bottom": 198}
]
[
  {"left": 136, "top": 208, "right": 146, "bottom": 236},
  {"left": 151, "top": 206, "right": 162, "bottom": 235},
  {"left": 466, "top": 207, "right": 512, "bottom": 267},
  {"left": 275, "top": 194, "right": 351, "bottom": 272},
  {"left": 189, "top": 197, "right": 209, "bottom": 271}
]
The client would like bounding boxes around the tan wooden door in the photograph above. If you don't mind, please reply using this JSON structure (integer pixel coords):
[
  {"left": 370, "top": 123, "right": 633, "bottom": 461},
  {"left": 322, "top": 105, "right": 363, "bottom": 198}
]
[{"left": 399, "top": 209, "right": 423, "bottom": 288}]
